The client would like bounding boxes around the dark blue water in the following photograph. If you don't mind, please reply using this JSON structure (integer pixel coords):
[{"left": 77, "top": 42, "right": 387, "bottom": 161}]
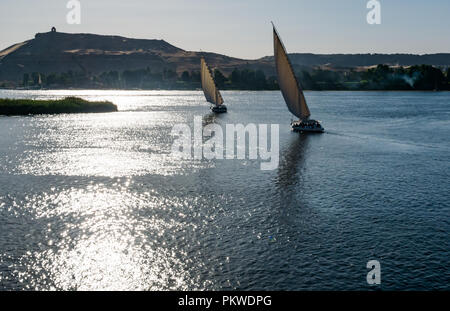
[{"left": 0, "top": 90, "right": 449, "bottom": 290}]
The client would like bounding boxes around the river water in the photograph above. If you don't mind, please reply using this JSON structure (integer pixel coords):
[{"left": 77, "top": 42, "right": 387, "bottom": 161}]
[{"left": 0, "top": 90, "right": 449, "bottom": 290}]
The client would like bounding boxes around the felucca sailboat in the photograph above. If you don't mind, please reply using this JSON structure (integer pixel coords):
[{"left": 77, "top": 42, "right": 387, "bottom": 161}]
[
  {"left": 201, "top": 57, "right": 227, "bottom": 113},
  {"left": 272, "top": 23, "right": 324, "bottom": 133}
]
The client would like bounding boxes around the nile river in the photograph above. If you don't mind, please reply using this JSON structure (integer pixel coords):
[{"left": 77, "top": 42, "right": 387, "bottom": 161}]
[{"left": 0, "top": 90, "right": 449, "bottom": 290}]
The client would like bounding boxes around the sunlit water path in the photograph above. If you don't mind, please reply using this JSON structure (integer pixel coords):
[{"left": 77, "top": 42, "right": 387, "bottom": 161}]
[{"left": 0, "top": 90, "right": 449, "bottom": 290}]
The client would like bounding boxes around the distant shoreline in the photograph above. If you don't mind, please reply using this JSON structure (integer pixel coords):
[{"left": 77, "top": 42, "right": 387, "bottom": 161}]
[
  {"left": 2, "top": 64, "right": 448, "bottom": 92},
  {"left": 1, "top": 88, "right": 448, "bottom": 92}
]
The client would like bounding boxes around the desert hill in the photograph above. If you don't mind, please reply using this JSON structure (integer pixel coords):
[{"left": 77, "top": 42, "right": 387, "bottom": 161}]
[{"left": 0, "top": 29, "right": 449, "bottom": 83}]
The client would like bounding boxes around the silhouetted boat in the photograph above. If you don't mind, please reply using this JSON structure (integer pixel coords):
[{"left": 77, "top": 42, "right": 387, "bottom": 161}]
[
  {"left": 272, "top": 22, "right": 324, "bottom": 133},
  {"left": 200, "top": 57, "right": 227, "bottom": 113}
]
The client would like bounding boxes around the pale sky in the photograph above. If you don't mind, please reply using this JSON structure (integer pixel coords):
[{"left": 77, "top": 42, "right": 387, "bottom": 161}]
[{"left": 0, "top": 0, "right": 449, "bottom": 59}]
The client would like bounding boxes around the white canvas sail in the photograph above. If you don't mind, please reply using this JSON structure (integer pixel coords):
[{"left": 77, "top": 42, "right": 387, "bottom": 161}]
[
  {"left": 201, "top": 58, "right": 224, "bottom": 106},
  {"left": 273, "top": 24, "right": 310, "bottom": 120}
]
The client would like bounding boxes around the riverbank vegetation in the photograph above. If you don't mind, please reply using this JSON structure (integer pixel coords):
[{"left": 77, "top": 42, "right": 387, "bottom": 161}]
[
  {"left": 4, "top": 64, "right": 450, "bottom": 91},
  {"left": 0, "top": 97, "right": 117, "bottom": 115}
]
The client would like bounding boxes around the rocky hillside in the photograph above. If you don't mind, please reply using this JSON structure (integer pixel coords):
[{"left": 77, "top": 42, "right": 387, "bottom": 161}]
[
  {"left": 0, "top": 30, "right": 270, "bottom": 82},
  {"left": 0, "top": 30, "right": 449, "bottom": 82}
]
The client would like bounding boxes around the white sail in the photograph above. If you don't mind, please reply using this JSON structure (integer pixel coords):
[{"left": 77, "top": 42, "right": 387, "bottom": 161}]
[
  {"left": 273, "top": 24, "right": 310, "bottom": 120},
  {"left": 201, "top": 58, "right": 224, "bottom": 106}
]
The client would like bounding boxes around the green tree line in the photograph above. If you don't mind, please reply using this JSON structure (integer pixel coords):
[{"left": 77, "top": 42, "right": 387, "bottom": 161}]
[{"left": 18, "top": 64, "right": 450, "bottom": 91}]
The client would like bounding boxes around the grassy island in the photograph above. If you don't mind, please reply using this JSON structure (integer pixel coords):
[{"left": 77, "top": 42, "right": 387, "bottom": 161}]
[{"left": 0, "top": 97, "right": 118, "bottom": 115}]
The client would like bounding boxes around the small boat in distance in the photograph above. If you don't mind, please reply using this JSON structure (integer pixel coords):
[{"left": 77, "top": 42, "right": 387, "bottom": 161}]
[
  {"left": 200, "top": 57, "right": 227, "bottom": 113},
  {"left": 272, "top": 22, "right": 324, "bottom": 133}
]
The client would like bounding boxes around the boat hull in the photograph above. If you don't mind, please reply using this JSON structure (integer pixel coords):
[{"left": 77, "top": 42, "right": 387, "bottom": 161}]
[
  {"left": 292, "top": 126, "right": 324, "bottom": 133},
  {"left": 291, "top": 120, "right": 324, "bottom": 133},
  {"left": 211, "top": 105, "right": 227, "bottom": 113}
]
